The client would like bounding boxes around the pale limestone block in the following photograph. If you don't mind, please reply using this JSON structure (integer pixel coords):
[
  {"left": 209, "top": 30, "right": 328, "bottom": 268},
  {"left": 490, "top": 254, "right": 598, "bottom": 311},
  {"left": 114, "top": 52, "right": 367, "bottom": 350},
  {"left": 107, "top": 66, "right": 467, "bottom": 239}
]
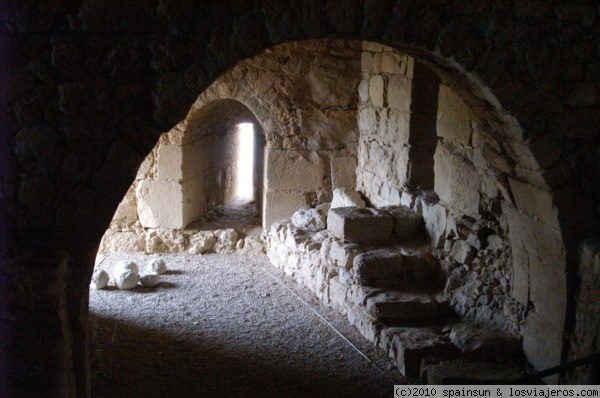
[
  {"left": 381, "top": 52, "right": 404, "bottom": 74},
  {"left": 329, "top": 276, "right": 349, "bottom": 310},
  {"left": 264, "top": 149, "right": 326, "bottom": 191},
  {"left": 387, "top": 75, "right": 412, "bottom": 112},
  {"left": 188, "top": 231, "right": 217, "bottom": 254},
  {"left": 327, "top": 207, "right": 393, "bottom": 243},
  {"left": 136, "top": 180, "right": 184, "bottom": 229},
  {"left": 291, "top": 207, "right": 327, "bottom": 232},
  {"left": 422, "top": 202, "right": 447, "bottom": 249},
  {"left": 394, "top": 147, "right": 411, "bottom": 188},
  {"left": 156, "top": 144, "right": 183, "bottom": 180},
  {"left": 358, "top": 79, "right": 370, "bottom": 103},
  {"left": 353, "top": 249, "right": 437, "bottom": 284},
  {"left": 358, "top": 107, "right": 378, "bottom": 133},
  {"left": 329, "top": 239, "right": 362, "bottom": 270},
  {"left": 369, "top": 75, "right": 385, "bottom": 107},
  {"left": 331, "top": 188, "right": 366, "bottom": 209},
  {"left": 214, "top": 229, "right": 239, "bottom": 253},
  {"left": 437, "top": 85, "right": 472, "bottom": 146},
  {"left": 372, "top": 53, "right": 382, "bottom": 73},
  {"left": 263, "top": 190, "right": 310, "bottom": 229},
  {"left": 144, "top": 229, "right": 188, "bottom": 254},
  {"left": 508, "top": 178, "right": 559, "bottom": 228},
  {"left": 330, "top": 157, "right": 357, "bottom": 189},
  {"left": 182, "top": 137, "right": 212, "bottom": 179},
  {"left": 433, "top": 144, "right": 480, "bottom": 216},
  {"left": 380, "top": 206, "right": 424, "bottom": 238},
  {"left": 386, "top": 109, "right": 411, "bottom": 145},
  {"left": 181, "top": 176, "right": 206, "bottom": 226},
  {"left": 361, "top": 52, "right": 373, "bottom": 73},
  {"left": 98, "top": 230, "right": 146, "bottom": 254}
]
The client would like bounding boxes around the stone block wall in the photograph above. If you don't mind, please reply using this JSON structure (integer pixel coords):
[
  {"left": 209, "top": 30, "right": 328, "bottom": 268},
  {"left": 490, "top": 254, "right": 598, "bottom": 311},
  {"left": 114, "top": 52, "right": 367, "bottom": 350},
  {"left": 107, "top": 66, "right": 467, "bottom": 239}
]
[
  {"left": 356, "top": 42, "right": 415, "bottom": 206},
  {"left": 355, "top": 42, "right": 575, "bottom": 374},
  {"left": 100, "top": 40, "right": 363, "bottom": 252},
  {"left": 355, "top": 45, "right": 527, "bottom": 342}
]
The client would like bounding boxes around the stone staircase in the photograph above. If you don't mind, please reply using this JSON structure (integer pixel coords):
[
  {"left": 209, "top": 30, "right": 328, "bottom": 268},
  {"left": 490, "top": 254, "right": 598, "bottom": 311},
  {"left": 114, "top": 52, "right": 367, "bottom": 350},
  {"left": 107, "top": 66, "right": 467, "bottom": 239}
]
[{"left": 267, "top": 204, "right": 529, "bottom": 383}]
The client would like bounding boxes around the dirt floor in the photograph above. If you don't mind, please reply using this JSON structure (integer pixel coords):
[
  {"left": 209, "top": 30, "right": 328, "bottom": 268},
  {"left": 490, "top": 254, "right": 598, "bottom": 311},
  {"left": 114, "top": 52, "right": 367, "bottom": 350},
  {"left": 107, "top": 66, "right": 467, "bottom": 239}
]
[{"left": 90, "top": 253, "right": 405, "bottom": 398}]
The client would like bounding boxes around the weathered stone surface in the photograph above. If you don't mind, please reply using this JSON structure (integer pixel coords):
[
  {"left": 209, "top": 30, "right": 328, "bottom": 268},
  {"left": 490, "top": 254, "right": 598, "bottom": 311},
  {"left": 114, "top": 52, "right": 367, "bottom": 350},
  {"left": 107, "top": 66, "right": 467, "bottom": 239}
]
[
  {"left": 263, "top": 190, "right": 311, "bottom": 229},
  {"left": 99, "top": 230, "right": 146, "bottom": 253},
  {"left": 139, "top": 273, "right": 161, "bottom": 287},
  {"left": 291, "top": 207, "right": 327, "bottom": 232},
  {"left": 114, "top": 270, "right": 139, "bottom": 290},
  {"left": 437, "top": 84, "right": 472, "bottom": 146},
  {"left": 381, "top": 206, "right": 424, "bottom": 238},
  {"left": 366, "top": 292, "right": 438, "bottom": 323},
  {"left": 90, "top": 269, "right": 109, "bottom": 290},
  {"left": 422, "top": 202, "right": 447, "bottom": 249},
  {"left": 214, "top": 229, "right": 239, "bottom": 253},
  {"left": 327, "top": 207, "right": 393, "bottom": 242},
  {"left": 330, "top": 188, "right": 366, "bottom": 209},
  {"left": 136, "top": 180, "right": 184, "bottom": 229},
  {"left": 386, "top": 327, "right": 457, "bottom": 377},
  {"left": 450, "top": 240, "right": 476, "bottom": 265},
  {"left": 433, "top": 144, "right": 480, "bottom": 216},
  {"left": 114, "top": 261, "right": 139, "bottom": 276},
  {"left": 508, "top": 178, "right": 559, "bottom": 229},
  {"left": 353, "top": 248, "right": 438, "bottom": 287},
  {"left": 449, "top": 322, "right": 522, "bottom": 361},
  {"left": 330, "top": 157, "right": 357, "bottom": 189},
  {"left": 148, "top": 258, "right": 167, "bottom": 274},
  {"left": 369, "top": 75, "right": 384, "bottom": 107},
  {"left": 188, "top": 231, "right": 217, "bottom": 254},
  {"left": 265, "top": 149, "right": 326, "bottom": 191},
  {"left": 156, "top": 144, "right": 183, "bottom": 180},
  {"left": 387, "top": 75, "right": 412, "bottom": 111},
  {"left": 145, "top": 229, "right": 189, "bottom": 253},
  {"left": 329, "top": 239, "right": 362, "bottom": 270}
]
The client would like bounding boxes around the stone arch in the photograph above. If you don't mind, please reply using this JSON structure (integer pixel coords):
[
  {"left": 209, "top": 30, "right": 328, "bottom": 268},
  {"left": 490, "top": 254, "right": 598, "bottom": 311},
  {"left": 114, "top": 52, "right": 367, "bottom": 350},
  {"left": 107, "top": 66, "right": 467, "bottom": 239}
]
[{"left": 3, "top": 2, "right": 597, "bottom": 395}]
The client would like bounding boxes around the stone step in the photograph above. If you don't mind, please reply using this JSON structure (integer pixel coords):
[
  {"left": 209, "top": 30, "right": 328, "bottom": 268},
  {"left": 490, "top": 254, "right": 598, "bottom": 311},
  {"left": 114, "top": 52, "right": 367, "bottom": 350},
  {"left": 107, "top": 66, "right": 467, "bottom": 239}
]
[
  {"left": 379, "top": 327, "right": 459, "bottom": 378},
  {"left": 365, "top": 291, "right": 447, "bottom": 324},
  {"left": 353, "top": 248, "right": 442, "bottom": 290},
  {"left": 421, "top": 360, "right": 523, "bottom": 384},
  {"left": 327, "top": 206, "right": 393, "bottom": 243},
  {"left": 380, "top": 205, "right": 425, "bottom": 239},
  {"left": 447, "top": 321, "right": 525, "bottom": 365}
]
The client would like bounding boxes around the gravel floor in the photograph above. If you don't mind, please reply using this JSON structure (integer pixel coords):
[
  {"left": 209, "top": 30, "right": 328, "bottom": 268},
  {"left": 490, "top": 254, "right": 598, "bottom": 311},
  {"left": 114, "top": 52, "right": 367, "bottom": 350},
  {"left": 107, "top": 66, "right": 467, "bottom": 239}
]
[{"left": 90, "top": 253, "right": 404, "bottom": 398}]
